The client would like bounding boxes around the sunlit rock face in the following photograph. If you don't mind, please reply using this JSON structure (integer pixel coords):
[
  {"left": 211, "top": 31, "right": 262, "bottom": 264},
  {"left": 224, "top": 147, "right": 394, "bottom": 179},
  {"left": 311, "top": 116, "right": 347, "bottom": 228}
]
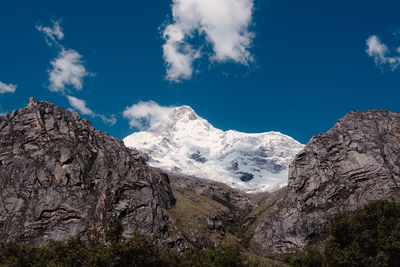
[
  {"left": 255, "top": 110, "right": 400, "bottom": 253},
  {"left": 0, "top": 98, "right": 175, "bottom": 245}
]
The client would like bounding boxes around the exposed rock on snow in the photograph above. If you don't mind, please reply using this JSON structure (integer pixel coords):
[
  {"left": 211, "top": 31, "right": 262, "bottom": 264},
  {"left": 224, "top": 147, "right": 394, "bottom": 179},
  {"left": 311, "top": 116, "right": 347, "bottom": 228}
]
[{"left": 124, "top": 105, "right": 304, "bottom": 193}]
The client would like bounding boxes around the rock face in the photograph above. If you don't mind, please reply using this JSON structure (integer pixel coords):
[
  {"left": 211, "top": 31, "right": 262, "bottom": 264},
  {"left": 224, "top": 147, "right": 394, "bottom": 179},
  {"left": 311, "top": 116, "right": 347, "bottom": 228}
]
[
  {"left": 255, "top": 110, "right": 400, "bottom": 253},
  {"left": 166, "top": 172, "right": 257, "bottom": 251},
  {"left": 0, "top": 98, "right": 175, "bottom": 245}
]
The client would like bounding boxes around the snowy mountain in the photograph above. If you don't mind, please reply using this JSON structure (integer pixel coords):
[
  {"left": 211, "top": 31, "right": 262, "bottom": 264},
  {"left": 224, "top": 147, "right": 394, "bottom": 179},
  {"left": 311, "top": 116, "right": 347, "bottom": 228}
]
[{"left": 123, "top": 105, "right": 304, "bottom": 193}]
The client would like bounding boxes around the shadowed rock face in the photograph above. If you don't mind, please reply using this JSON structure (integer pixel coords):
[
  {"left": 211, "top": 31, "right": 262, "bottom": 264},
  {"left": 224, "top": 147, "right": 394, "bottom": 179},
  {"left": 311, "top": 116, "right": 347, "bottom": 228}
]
[
  {"left": 0, "top": 98, "right": 175, "bottom": 245},
  {"left": 166, "top": 172, "right": 256, "bottom": 251},
  {"left": 254, "top": 110, "right": 400, "bottom": 253}
]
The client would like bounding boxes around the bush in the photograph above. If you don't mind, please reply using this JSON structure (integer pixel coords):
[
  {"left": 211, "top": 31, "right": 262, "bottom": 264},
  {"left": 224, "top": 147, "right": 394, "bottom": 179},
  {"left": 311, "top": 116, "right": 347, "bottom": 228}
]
[
  {"left": 289, "top": 246, "right": 324, "bottom": 267},
  {"left": 290, "top": 200, "right": 400, "bottom": 267},
  {"left": 178, "top": 238, "right": 247, "bottom": 267},
  {"left": 0, "top": 234, "right": 253, "bottom": 266}
]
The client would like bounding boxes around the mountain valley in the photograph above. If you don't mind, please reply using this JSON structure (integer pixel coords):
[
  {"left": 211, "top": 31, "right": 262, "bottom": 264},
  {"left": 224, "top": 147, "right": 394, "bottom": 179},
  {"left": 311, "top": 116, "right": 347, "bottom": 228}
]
[{"left": 2, "top": 99, "right": 400, "bottom": 266}]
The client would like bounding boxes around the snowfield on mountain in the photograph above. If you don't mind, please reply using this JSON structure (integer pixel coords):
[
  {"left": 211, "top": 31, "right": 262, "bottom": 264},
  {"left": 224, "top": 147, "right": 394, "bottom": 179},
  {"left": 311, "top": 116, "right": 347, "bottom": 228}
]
[{"left": 124, "top": 105, "right": 304, "bottom": 193}]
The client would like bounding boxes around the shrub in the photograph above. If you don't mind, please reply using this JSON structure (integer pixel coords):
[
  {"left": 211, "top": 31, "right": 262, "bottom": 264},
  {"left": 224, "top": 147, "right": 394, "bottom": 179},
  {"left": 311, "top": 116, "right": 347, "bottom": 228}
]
[
  {"left": 0, "top": 234, "right": 252, "bottom": 266},
  {"left": 289, "top": 246, "right": 324, "bottom": 267},
  {"left": 290, "top": 200, "right": 400, "bottom": 267}
]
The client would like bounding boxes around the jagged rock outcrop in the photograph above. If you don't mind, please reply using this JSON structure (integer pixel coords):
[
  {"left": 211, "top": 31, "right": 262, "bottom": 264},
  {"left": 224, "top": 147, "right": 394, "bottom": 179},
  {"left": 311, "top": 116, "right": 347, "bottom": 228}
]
[
  {"left": 0, "top": 98, "right": 175, "bottom": 245},
  {"left": 255, "top": 110, "right": 400, "bottom": 253}
]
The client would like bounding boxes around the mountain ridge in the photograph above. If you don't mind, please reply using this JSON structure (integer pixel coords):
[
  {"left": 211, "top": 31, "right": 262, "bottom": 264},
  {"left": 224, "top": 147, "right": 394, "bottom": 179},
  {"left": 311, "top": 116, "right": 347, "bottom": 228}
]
[
  {"left": 3, "top": 98, "right": 400, "bottom": 263},
  {"left": 124, "top": 105, "right": 304, "bottom": 193},
  {"left": 254, "top": 109, "right": 400, "bottom": 253},
  {"left": 0, "top": 98, "right": 175, "bottom": 245}
]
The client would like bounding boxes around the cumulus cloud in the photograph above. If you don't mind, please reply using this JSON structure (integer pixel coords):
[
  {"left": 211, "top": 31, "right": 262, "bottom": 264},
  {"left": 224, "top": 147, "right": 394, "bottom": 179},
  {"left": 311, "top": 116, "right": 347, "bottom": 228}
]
[
  {"left": 163, "top": 26, "right": 201, "bottom": 82},
  {"left": 49, "top": 49, "right": 88, "bottom": 93},
  {"left": 36, "top": 20, "right": 64, "bottom": 46},
  {"left": 123, "top": 101, "right": 174, "bottom": 130},
  {"left": 37, "top": 20, "right": 89, "bottom": 93},
  {"left": 38, "top": 20, "right": 115, "bottom": 126},
  {"left": 0, "top": 81, "right": 17, "bottom": 94},
  {"left": 67, "top": 95, "right": 117, "bottom": 125},
  {"left": 162, "top": 0, "right": 255, "bottom": 82},
  {"left": 366, "top": 35, "right": 400, "bottom": 70},
  {"left": 67, "top": 95, "right": 93, "bottom": 115}
]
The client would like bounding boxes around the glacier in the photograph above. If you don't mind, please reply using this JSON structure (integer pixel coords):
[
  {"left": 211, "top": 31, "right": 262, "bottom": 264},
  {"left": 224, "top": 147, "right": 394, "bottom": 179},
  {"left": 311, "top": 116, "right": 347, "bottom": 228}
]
[{"left": 123, "top": 105, "right": 304, "bottom": 193}]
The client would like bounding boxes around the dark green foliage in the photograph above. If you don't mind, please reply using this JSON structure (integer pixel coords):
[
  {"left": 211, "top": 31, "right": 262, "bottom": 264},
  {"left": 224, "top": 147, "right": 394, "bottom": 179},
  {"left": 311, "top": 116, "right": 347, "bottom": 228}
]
[
  {"left": 0, "top": 237, "right": 111, "bottom": 267},
  {"left": 0, "top": 234, "right": 254, "bottom": 266},
  {"left": 214, "top": 239, "right": 246, "bottom": 267},
  {"left": 105, "top": 219, "right": 124, "bottom": 244},
  {"left": 108, "top": 233, "right": 164, "bottom": 266},
  {"left": 290, "top": 200, "right": 400, "bottom": 267},
  {"left": 289, "top": 246, "right": 324, "bottom": 267},
  {"left": 177, "top": 238, "right": 247, "bottom": 267}
]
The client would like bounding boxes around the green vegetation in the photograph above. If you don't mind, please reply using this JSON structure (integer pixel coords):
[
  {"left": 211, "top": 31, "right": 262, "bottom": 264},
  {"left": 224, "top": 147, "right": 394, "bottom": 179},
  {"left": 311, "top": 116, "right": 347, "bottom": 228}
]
[
  {"left": 0, "top": 233, "right": 263, "bottom": 267},
  {"left": 7, "top": 197, "right": 400, "bottom": 266},
  {"left": 290, "top": 200, "right": 400, "bottom": 267},
  {"left": 167, "top": 189, "right": 229, "bottom": 248}
]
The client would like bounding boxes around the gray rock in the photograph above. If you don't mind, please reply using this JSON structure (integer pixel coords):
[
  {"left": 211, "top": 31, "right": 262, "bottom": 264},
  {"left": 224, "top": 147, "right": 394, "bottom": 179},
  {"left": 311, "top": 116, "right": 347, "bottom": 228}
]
[
  {"left": 0, "top": 98, "right": 175, "bottom": 246},
  {"left": 189, "top": 151, "right": 208, "bottom": 163},
  {"left": 237, "top": 172, "right": 254, "bottom": 182},
  {"left": 165, "top": 171, "right": 256, "bottom": 251},
  {"left": 169, "top": 172, "right": 254, "bottom": 212},
  {"left": 254, "top": 110, "right": 400, "bottom": 253}
]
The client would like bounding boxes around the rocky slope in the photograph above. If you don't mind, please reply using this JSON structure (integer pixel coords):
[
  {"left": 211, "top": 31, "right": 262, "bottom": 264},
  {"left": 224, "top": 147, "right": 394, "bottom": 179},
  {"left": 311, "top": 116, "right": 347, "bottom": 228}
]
[
  {"left": 124, "top": 105, "right": 304, "bottom": 193},
  {"left": 165, "top": 171, "right": 285, "bottom": 265},
  {"left": 254, "top": 110, "right": 400, "bottom": 253},
  {"left": 0, "top": 98, "right": 175, "bottom": 246},
  {"left": 166, "top": 172, "right": 255, "bottom": 250},
  {"left": 5, "top": 98, "right": 399, "bottom": 262}
]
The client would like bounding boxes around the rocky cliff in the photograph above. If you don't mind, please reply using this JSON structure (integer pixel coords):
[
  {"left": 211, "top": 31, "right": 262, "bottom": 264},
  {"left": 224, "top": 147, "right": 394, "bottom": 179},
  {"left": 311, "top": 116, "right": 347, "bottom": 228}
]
[
  {"left": 5, "top": 99, "right": 400, "bottom": 260},
  {"left": 0, "top": 98, "right": 175, "bottom": 245},
  {"left": 254, "top": 110, "right": 400, "bottom": 253}
]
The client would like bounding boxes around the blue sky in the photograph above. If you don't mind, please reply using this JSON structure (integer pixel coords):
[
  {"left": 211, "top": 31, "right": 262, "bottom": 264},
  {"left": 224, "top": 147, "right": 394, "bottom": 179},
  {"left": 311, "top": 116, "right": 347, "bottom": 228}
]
[{"left": 0, "top": 0, "right": 400, "bottom": 144}]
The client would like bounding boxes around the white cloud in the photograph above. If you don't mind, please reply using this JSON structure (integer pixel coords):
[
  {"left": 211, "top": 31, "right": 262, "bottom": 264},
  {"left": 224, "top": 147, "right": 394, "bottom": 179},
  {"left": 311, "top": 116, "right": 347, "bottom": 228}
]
[
  {"left": 162, "top": 0, "right": 255, "bottom": 82},
  {"left": 49, "top": 49, "right": 89, "bottom": 93},
  {"left": 0, "top": 81, "right": 17, "bottom": 94},
  {"left": 37, "top": 20, "right": 89, "bottom": 93},
  {"left": 366, "top": 35, "right": 400, "bottom": 70},
  {"left": 163, "top": 26, "right": 201, "bottom": 82},
  {"left": 36, "top": 20, "right": 64, "bottom": 46},
  {"left": 67, "top": 95, "right": 117, "bottom": 125},
  {"left": 99, "top": 114, "right": 117, "bottom": 126},
  {"left": 38, "top": 20, "right": 114, "bottom": 126},
  {"left": 123, "top": 101, "right": 174, "bottom": 130},
  {"left": 67, "top": 95, "right": 93, "bottom": 115}
]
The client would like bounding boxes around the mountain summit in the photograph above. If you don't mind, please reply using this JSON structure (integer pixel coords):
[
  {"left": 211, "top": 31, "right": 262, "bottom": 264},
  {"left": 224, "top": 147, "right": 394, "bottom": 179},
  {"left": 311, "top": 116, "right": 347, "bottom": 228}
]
[{"left": 124, "top": 105, "right": 304, "bottom": 192}]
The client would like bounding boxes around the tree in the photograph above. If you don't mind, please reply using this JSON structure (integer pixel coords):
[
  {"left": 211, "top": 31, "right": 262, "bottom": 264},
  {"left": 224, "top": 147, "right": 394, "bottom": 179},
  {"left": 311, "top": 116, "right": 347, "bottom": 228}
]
[{"left": 291, "top": 200, "right": 400, "bottom": 267}]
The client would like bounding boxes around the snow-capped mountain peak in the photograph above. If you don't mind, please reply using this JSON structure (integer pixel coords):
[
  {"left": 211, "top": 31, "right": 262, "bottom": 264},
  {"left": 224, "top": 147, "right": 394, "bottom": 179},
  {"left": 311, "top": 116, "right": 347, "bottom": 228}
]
[
  {"left": 124, "top": 105, "right": 304, "bottom": 193},
  {"left": 149, "top": 105, "right": 215, "bottom": 134}
]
